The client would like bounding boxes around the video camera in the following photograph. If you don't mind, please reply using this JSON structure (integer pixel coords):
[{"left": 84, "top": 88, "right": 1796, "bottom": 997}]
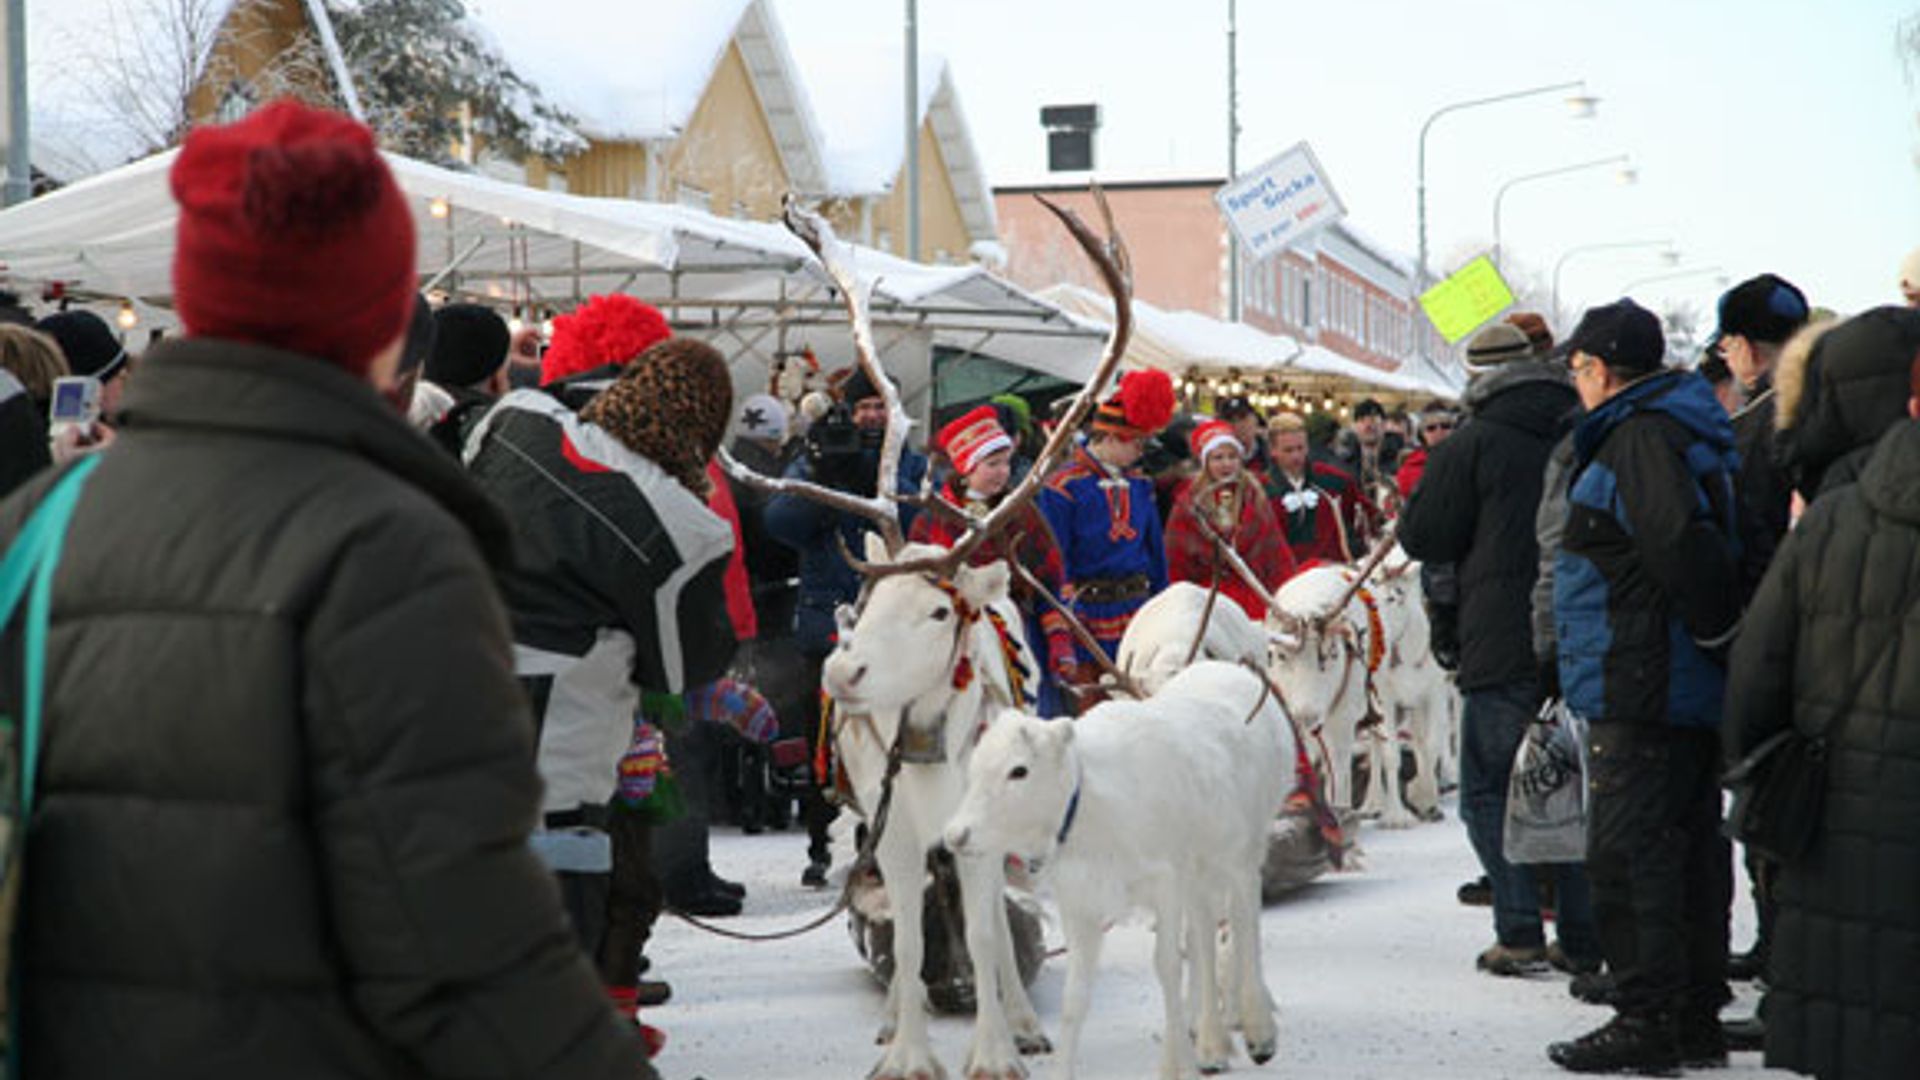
[
  {"left": 805, "top": 403, "right": 879, "bottom": 494},
  {"left": 805, "top": 402, "right": 861, "bottom": 461}
]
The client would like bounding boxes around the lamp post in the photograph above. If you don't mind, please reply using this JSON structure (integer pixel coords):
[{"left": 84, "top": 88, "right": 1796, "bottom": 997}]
[
  {"left": 1416, "top": 79, "right": 1595, "bottom": 287},
  {"left": 1492, "top": 154, "right": 1633, "bottom": 271},
  {"left": 1621, "top": 265, "right": 1726, "bottom": 296},
  {"left": 1551, "top": 239, "right": 1677, "bottom": 320}
]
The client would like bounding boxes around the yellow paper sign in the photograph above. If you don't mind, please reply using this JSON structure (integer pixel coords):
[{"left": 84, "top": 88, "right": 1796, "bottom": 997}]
[{"left": 1418, "top": 256, "right": 1515, "bottom": 344}]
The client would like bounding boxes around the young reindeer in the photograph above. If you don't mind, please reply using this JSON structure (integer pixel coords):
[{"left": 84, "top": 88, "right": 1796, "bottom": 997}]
[
  {"left": 723, "top": 193, "right": 1137, "bottom": 1080},
  {"left": 1266, "top": 537, "right": 1394, "bottom": 820},
  {"left": 945, "top": 662, "right": 1293, "bottom": 1080}
]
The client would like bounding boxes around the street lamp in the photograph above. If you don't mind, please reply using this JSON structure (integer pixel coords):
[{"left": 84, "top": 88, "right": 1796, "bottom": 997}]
[
  {"left": 1492, "top": 154, "right": 1634, "bottom": 271},
  {"left": 1551, "top": 239, "right": 1678, "bottom": 318},
  {"left": 1416, "top": 79, "right": 1595, "bottom": 286},
  {"left": 1621, "top": 265, "right": 1726, "bottom": 296}
]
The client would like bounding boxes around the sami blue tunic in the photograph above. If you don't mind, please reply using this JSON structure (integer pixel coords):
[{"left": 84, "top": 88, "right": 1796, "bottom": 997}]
[{"left": 1037, "top": 444, "right": 1168, "bottom": 659}]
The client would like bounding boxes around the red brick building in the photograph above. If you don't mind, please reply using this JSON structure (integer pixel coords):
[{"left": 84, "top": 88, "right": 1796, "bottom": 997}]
[{"left": 994, "top": 176, "right": 1456, "bottom": 393}]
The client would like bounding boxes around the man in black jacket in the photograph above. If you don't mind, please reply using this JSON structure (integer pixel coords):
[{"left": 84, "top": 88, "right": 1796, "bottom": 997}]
[
  {"left": 1548, "top": 299, "right": 1743, "bottom": 1074},
  {"left": 1712, "top": 273, "right": 1807, "bottom": 600},
  {"left": 1401, "top": 322, "right": 1600, "bottom": 980},
  {"left": 1710, "top": 274, "right": 1807, "bottom": 993},
  {"left": 0, "top": 101, "right": 650, "bottom": 1079}
]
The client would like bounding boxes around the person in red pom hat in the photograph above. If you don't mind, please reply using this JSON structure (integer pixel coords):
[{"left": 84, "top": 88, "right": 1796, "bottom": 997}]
[
  {"left": 0, "top": 98, "right": 661, "bottom": 1078},
  {"left": 911, "top": 405, "right": 1074, "bottom": 715},
  {"left": 1037, "top": 368, "right": 1173, "bottom": 701},
  {"left": 1165, "top": 417, "right": 1296, "bottom": 619}
]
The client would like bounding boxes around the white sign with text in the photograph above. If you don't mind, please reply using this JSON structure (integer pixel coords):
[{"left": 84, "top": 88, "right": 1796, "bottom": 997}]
[{"left": 1214, "top": 142, "right": 1347, "bottom": 261}]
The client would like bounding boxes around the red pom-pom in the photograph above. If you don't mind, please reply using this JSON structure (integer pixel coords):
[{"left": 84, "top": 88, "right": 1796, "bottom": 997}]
[
  {"left": 541, "top": 295, "right": 673, "bottom": 385},
  {"left": 242, "top": 141, "right": 386, "bottom": 235},
  {"left": 1119, "top": 369, "right": 1175, "bottom": 434}
]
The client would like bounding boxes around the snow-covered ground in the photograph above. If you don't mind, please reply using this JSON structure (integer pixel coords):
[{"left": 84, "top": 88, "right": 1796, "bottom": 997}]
[{"left": 645, "top": 802, "right": 1790, "bottom": 1080}]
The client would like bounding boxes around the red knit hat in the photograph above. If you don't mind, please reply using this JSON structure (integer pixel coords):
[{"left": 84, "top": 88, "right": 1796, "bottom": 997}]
[
  {"left": 937, "top": 404, "right": 1012, "bottom": 477},
  {"left": 1189, "top": 418, "right": 1241, "bottom": 463},
  {"left": 170, "top": 100, "right": 415, "bottom": 373},
  {"left": 1091, "top": 368, "right": 1176, "bottom": 439},
  {"left": 542, "top": 294, "right": 672, "bottom": 385}
]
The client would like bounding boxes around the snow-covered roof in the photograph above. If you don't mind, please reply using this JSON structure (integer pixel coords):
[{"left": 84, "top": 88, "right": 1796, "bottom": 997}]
[
  {"left": 781, "top": 22, "right": 996, "bottom": 240},
  {"left": 1318, "top": 220, "right": 1417, "bottom": 288},
  {"left": 464, "top": 0, "right": 828, "bottom": 192},
  {"left": 25, "top": 0, "right": 245, "bottom": 182}
]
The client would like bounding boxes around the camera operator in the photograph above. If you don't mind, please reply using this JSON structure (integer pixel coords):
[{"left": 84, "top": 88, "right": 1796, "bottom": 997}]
[{"left": 764, "top": 368, "right": 927, "bottom": 888}]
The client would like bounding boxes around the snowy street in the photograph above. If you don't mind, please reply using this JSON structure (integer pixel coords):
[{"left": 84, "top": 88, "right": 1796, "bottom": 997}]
[{"left": 645, "top": 803, "right": 1790, "bottom": 1080}]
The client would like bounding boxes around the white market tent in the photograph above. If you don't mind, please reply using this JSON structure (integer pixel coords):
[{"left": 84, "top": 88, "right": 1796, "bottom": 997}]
[
  {"left": 0, "top": 148, "right": 1104, "bottom": 426},
  {"left": 1038, "top": 283, "right": 1458, "bottom": 401}
]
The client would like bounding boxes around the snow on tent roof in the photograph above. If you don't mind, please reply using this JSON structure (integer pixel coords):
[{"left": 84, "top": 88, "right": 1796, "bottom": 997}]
[{"left": 26, "top": 0, "right": 243, "bottom": 182}]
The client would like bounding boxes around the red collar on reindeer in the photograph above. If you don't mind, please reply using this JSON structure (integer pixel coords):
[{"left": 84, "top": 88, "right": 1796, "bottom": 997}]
[{"left": 928, "top": 578, "right": 1032, "bottom": 708}]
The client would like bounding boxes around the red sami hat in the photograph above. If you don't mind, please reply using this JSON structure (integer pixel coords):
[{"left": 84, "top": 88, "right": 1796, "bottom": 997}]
[
  {"left": 169, "top": 100, "right": 415, "bottom": 373},
  {"left": 1091, "top": 368, "right": 1176, "bottom": 439},
  {"left": 541, "top": 294, "right": 673, "bottom": 385},
  {"left": 1189, "top": 418, "right": 1241, "bottom": 463},
  {"left": 937, "top": 404, "right": 1012, "bottom": 476}
]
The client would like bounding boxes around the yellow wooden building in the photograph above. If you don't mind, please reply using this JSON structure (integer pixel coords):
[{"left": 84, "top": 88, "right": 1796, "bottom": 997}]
[{"left": 34, "top": 0, "right": 1002, "bottom": 265}]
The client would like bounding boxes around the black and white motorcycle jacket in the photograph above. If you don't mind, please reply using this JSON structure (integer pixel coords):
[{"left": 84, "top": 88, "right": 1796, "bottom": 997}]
[{"left": 465, "top": 389, "right": 737, "bottom": 814}]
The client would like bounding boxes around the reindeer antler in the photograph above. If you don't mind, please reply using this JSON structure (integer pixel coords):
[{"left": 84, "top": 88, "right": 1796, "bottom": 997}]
[
  {"left": 719, "top": 195, "right": 912, "bottom": 550},
  {"left": 1315, "top": 522, "right": 1401, "bottom": 634},
  {"left": 862, "top": 186, "right": 1135, "bottom": 581}
]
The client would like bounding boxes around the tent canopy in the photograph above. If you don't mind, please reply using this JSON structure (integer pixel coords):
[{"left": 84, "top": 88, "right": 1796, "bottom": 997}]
[
  {"left": 0, "top": 148, "right": 1103, "bottom": 391},
  {"left": 1040, "top": 283, "right": 1459, "bottom": 401}
]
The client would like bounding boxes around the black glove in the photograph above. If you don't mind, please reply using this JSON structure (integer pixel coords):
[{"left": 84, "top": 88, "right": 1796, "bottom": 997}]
[
  {"left": 1428, "top": 602, "right": 1461, "bottom": 672},
  {"left": 1536, "top": 656, "right": 1561, "bottom": 705}
]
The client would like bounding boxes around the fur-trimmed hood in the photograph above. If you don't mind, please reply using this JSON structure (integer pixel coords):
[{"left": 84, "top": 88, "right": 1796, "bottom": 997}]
[
  {"left": 1772, "top": 318, "right": 1836, "bottom": 434},
  {"left": 1775, "top": 306, "right": 1920, "bottom": 498}
]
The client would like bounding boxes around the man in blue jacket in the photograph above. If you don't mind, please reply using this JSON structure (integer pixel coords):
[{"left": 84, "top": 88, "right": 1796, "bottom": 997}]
[
  {"left": 765, "top": 368, "right": 926, "bottom": 886},
  {"left": 1546, "top": 300, "right": 1742, "bottom": 1074}
]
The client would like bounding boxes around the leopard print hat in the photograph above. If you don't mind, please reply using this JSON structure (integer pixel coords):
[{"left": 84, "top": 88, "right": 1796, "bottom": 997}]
[{"left": 580, "top": 337, "right": 733, "bottom": 498}]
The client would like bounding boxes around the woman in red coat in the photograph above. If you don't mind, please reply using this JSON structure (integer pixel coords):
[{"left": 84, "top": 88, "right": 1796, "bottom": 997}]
[
  {"left": 910, "top": 404, "right": 1074, "bottom": 715},
  {"left": 1165, "top": 418, "right": 1297, "bottom": 620}
]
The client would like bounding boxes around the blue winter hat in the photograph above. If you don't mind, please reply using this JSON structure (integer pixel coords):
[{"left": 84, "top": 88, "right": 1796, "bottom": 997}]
[{"left": 1715, "top": 274, "right": 1809, "bottom": 346}]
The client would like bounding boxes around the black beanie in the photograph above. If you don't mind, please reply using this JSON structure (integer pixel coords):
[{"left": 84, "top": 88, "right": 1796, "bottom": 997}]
[
  {"left": 34, "top": 310, "right": 128, "bottom": 381},
  {"left": 427, "top": 303, "right": 511, "bottom": 388},
  {"left": 840, "top": 366, "right": 880, "bottom": 405}
]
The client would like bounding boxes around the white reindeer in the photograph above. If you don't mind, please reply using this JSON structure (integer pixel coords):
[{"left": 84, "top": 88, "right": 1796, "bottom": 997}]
[
  {"left": 1267, "top": 565, "right": 1378, "bottom": 816},
  {"left": 1115, "top": 581, "right": 1268, "bottom": 693},
  {"left": 827, "top": 540, "right": 1050, "bottom": 1080},
  {"left": 722, "top": 192, "right": 1138, "bottom": 1080},
  {"left": 1360, "top": 550, "right": 1457, "bottom": 826},
  {"left": 945, "top": 662, "right": 1291, "bottom": 1080}
]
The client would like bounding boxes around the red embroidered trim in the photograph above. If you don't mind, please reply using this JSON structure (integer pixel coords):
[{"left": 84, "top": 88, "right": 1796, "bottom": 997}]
[
  {"left": 1355, "top": 586, "right": 1386, "bottom": 675},
  {"left": 1105, "top": 480, "right": 1137, "bottom": 541}
]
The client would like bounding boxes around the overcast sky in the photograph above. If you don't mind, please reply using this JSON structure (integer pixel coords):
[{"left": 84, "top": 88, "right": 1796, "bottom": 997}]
[{"left": 779, "top": 0, "right": 1920, "bottom": 325}]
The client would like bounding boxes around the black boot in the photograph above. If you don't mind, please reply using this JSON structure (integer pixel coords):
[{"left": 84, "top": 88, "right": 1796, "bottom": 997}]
[
  {"left": 1457, "top": 875, "right": 1492, "bottom": 906},
  {"left": 1677, "top": 1009, "right": 1728, "bottom": 1068},
  {"left": 1569, "top": 970, "right": 1616, "bottom": 1006},
  {"left": 1547, "top": 1013, "right": 1680, "bottom": 1075}
]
